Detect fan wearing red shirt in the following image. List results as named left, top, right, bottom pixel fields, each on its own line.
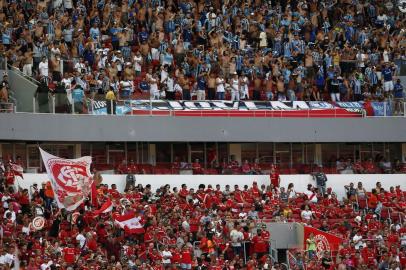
left=108, top=184, right=121, bottom=199
left=149, top=248, right=162, bottom=262
left=242, top=186, right=254, bottom=204
left=353, top=159, right=364, bottom=173
left=399, top=249, right=406, bottom=268
left=252, top=160, right=262, bottom=174
left=196, top=185, right=207, bottom=203
left=4, top=166, right=15, bottom=187
left=215, top=184, right=223, bottom=198
left=192, top=159, right=203, bottom=174
left=63, top=244, right=78, bottom=264
left=270, top=164, right=280, bottom=187
left=250, top=182, right=261, bottom=199
left=338, top=242, right=354, bottom=258
left=18, top=189, right=30, bottom=214
left=208, top=191, right=220, bottom=209
left=116, top=160, right=128, bottom=174
left=361, top=245, right=377, bottom=266
left=363, top=158, right=376, bottom=173
left=252, top=229, right=269, bottom=258
left=170, top=247, right=181, bottom=264
left=127, top=160, right=138, bottom=174
left=234, top=187, right=245, bottom=205
left=179, top=184, right=189, bottom=199
left=368, top=189, right=379, bottom=210
left=189, top=213, right=200, bottom=236
left=87, top=234, right=98, bottom=251
left=241, top=160, right=251, bottom=174
left=180, top=246, right=193, bottom=269
left=387, top=231, right=399, bottom=246
left=261, top=227, right=270, bottom=241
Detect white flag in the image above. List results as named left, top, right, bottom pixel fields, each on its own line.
left=39, top=148, right=93, bottom=211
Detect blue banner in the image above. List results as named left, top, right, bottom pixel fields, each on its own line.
left=371, top=102, right=393, bottom=116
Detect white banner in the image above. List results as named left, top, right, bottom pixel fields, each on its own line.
left=39, top=148, right=93, bottom=211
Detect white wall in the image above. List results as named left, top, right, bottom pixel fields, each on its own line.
left=18, top=174, right=270, bottom=193
left=280, top=174, right=406, bottom=200
left=17, top=174, right=406, bottom=201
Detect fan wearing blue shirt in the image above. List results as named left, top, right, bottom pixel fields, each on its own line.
left=382, top=64, right=394, bottom=92
left=394, top=79, right=404, bottom=115
left=72, top=83, right=86, bottom=114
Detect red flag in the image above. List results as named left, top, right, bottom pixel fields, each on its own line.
left=93, top=198, right=113, bottom=216
left=91, top=181, right=98, bottom=208
left=114, top=213, right=145, bottom=234
left=303, top=226, right=343, bottom=259
left=10, top=162, right=23, bottom=179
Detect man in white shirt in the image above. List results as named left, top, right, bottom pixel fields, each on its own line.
left=230, top=222, right=244, bottom=255
left=76, top=232, right=86, bottom=249
left=3, top=204, right=17, bottom=222
left=304, top=184, right=318, bottom=203
left=61, top=73, right=73, bottom=104
left=112, top=52, right=124, bottom=74
left=181, top=217, right=190, bottom=232
left=38, top=57, right=49, bottom=77
left=133, top=51, right=142, bottom=76
left=164, top=73, right=175, bottom=100
left=74, top=59, right=86, bottom=74
left=161, top=246, right=172, bottom=266
left=353, top=231, right=366, bottom=249
left=40, top=257, right=53, bottom=270
left=148, top=74, right=159, bottom=100
left=259, top=31, right=267, bottom=48
left=216, top=75, right=225, bottom=100
left=0, top=249, right=15, bottom=267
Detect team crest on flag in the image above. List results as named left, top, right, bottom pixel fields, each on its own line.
left=303, top=226, right=343, bottom=259
left=39, top=148, right=93, bottom=211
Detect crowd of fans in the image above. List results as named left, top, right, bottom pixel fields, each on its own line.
left=112, top=156, right=406, bottom=175
left=0, top=0, right=405, bottom=112
left=0, top=155, right=405, bottom=269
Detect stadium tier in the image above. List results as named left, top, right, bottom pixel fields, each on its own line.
left=0, top=0, right=406, bottom=269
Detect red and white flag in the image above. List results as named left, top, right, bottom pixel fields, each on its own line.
left=39, top=148, right=93, bottom=211
left=93, top=198, right=113, bottom=215
left=10, top=162, right=24, bottom=179
left=303, top=226, right=343, bottom=259
left=114, top=213, right=145, bottom=234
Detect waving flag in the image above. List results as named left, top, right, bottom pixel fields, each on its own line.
left=10, top=162, right=24, bottom=179
left=303, top=226, right=343, bottom=259
left=93, top=198, right=113, bottom=215
left=39, top=148, right=93, bottom=211
left=114, top=213, right=145, bottom=234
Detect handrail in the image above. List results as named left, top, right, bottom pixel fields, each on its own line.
left=7, top=64, right=40, bottom=85
left=0, top=102, right=15, bottom=113
left=8, top=98, right=406, bottom=118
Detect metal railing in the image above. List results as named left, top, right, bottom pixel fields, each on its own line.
left=9, top=96, right=406, bottom=118
left=0, top=102, right=15, bottom=113
left=7, top=64, right=40, bottom=85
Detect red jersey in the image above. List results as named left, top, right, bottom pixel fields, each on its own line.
left=252, top=235, right=268, bottom=253
left=63, top=247, right=77, bottom=264
left=5, top=171, right=15, bottom=185
left=181, top=249, right=192, bottom=264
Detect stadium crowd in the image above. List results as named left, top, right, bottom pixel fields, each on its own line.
left=0, top=0, right=405, bottom=110
left=0, top=157, right=405, bottom=270
left=113, top=157, right=406, bottom=175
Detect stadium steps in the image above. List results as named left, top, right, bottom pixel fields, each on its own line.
left=7, top=65, right=39, bottom=112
